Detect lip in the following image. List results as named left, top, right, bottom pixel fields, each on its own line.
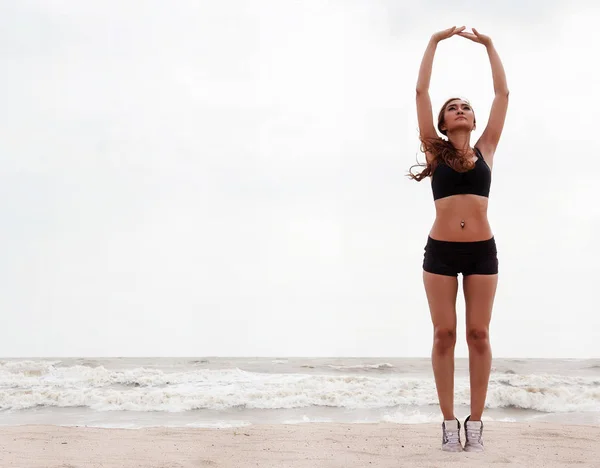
left=456, top=116, right=467, bottom=120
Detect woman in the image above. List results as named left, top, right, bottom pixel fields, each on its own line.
left=409, top=26, right=509, bottom=452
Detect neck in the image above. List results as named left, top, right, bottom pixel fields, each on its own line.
left=447, top=132, right=472, bottom=155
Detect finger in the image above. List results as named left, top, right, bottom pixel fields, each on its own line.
left=458, top=33, right=479, bottom=42
left=472, top=28, right=480, bottom=35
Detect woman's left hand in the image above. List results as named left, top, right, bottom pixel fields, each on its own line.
left=458, top=28, right=493, bottom=47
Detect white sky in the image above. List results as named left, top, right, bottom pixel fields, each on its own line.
left=1, top=0, right=599, bottom=358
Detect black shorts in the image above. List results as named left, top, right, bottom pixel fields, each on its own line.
left=423, top=236, right=499, bottom=277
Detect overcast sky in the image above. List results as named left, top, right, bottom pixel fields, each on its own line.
left=1, top=0, right=599, bottom=358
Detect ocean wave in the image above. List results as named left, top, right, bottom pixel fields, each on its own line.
left=326, top=363, right=396, bottom=371
left=1, top=361, right=599, bottom=414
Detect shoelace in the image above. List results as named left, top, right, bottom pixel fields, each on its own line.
left=444, top=429, right=460, bottom=444
left=466, top=426, right=482, bottom=443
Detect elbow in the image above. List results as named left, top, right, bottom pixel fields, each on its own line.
left=416, top=88, right=428, bottom=95
left=495, top=89, right=510, bottom=97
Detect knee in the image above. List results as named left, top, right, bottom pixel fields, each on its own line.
left=467, top=328, right=490, bottom=352
left=433, top=327, right=457, bottom=352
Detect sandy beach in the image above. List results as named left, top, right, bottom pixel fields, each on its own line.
left=1, top=422, right=598, bottom=468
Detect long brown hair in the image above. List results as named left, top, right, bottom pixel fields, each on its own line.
left=407, top=97, right=477, bottom=181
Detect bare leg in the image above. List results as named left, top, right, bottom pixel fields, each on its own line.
left=463, top=274, right=498, bottom=420
left=423, top=271, right=459, bottom=421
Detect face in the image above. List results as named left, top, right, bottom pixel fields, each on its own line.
left=442, top=100, right=475, bottom=134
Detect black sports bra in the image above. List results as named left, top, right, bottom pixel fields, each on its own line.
left=431, top=147, right=491, bottom=201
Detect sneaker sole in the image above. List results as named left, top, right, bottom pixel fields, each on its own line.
left=464, top=445, right=484, bottom=452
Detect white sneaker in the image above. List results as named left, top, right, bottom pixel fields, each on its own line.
left=463, top=415, right=484, bottom=452
left=441, top=418, right=463, bottom=452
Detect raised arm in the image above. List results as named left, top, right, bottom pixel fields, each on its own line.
left=416, top=27, right=465, bottom=162
left=459, top=29, right=509, bottom=158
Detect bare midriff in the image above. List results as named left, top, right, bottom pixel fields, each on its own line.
left=429, top=194, right=493, bottom=242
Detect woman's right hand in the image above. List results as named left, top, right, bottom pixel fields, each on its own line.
left=431, top=26, right=465, bottom=43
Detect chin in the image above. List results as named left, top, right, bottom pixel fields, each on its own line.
left=454, top=123, right=472, bottom=131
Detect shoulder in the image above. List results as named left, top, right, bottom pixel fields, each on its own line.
left=421, top=136, right=445, bottom=164
left=474, top=142, right=496, bottom=169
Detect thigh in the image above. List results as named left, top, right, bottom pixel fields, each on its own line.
left=463, top=274, right=498, bottom=330
left=423, top=271, right=459, bottom=329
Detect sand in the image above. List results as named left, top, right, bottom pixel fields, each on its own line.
left=0, top=422, right=598, bottom=467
